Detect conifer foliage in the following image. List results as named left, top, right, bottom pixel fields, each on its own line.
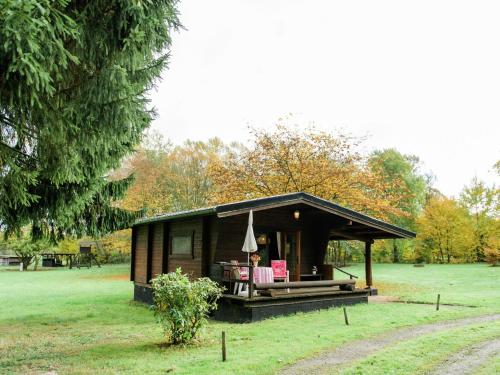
left=0, top=0, right=181, bottom=239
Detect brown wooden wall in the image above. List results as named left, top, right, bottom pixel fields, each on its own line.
left=132, top=205, right=334, bottom=284
left=151, top=222, right=164, bottom=279
left=133, top=218, right=206, bottom=285
left=134, top=225, right=148, bottom=284
left=167, top=218, right=203, bottom=278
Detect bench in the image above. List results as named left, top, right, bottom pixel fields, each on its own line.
left=254, top=279, right=356, bottom=297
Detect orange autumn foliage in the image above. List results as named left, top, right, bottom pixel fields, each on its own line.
left=208, top=121, right=409, bottom=221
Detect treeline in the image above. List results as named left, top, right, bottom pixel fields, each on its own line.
left=113, top=120, right=498, bottom=265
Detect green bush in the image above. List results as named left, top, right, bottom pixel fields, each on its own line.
left=151, top=268, right=223, bottom=345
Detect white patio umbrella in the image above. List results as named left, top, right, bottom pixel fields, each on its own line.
left=241, top=209, right=258, bottom=264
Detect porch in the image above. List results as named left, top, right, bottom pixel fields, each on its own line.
left=214, top=288, right=368, bottom=323
left=213, top=262, right=368, bottom=322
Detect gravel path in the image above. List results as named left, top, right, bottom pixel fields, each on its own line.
left=427, top=338, right=500, bottom=375
left=279, top=313, right=500, bottom=375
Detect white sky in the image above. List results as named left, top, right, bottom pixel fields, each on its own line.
left=149, top=0, right=500, bottom=198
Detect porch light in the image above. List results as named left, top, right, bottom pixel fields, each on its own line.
left=293, top=210, right=300, bottom=220
left=256, top=234, right=268, bottom=245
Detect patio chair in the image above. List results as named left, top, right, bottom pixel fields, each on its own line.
left=230, top=260, right=249, bottom=295
left=271, top=260, right=289, bottom=282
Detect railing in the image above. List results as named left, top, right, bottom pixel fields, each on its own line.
left=333, top=266, right=358, bottom=279
left=217, top=262, right=255, bottom=299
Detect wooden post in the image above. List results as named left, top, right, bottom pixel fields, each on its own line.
left=364, top=241, right=373, bottom=288
left=130, top=226, right=137, bottom=281
left=146, top=224, right=154, bottom=283
left=162, top=222, right=169, bottom=274
left=221, top=331, right=226, bottom=362
left=296, top=230, right=302, bottom=281
left=436, top=294, right=440, bottom=311
left=248, top=265, right=254, bottom=299
left=343, top=307, right=349, bottom=325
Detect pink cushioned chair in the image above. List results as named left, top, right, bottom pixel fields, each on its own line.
left=271, top=260, right=289, bottom=282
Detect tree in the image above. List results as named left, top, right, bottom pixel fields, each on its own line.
left=459, top=177, right=499, bottom=261
left=117, top=135, right=225, bottom=215
left=209, top=120, right=408, bottom=221
left=416, top=197, right=474, bottom=263
left=0, top=1, right=181, bottom=239
left=8, top=234, right=54, bottom=270
left=368, top=149, right=431, bottom=262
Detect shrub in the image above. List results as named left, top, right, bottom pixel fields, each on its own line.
left=484, top=247, right=499, bottom=266
left=151, top=268, right=223, bottom=345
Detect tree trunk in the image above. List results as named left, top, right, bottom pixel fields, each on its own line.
left=392, top=239, right=399, bottom=263
left=21, top=256, right=32, bottom=271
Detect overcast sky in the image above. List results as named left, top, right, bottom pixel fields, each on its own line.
left=149, top=0, right=500, bottom=198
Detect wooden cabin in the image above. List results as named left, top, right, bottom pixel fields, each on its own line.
left=130, top=192, right=415, bottom=322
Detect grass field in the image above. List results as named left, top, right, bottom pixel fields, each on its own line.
left=345, top=263, right=500, bottom=307
left=0, top=263, right=498, bottom=374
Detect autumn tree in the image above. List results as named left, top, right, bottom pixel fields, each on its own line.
left=209, top=121, right=408, bottom=221
left=162, top=139, right=227, bottom=211
left=117, top=134, right=225, bottom=215
left=459, top=177, right=499, bottom=261
left=416, top=197, right=474, bottom=263
left=368, top=149, right=431, bottom=262
left=0, top=1, right=181, bottom=240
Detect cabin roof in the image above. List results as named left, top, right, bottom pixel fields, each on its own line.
left=133, top=192, right=416, bottom=240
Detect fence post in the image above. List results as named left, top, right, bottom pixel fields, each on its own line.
left=222, top=331, right=226, bottom=362
left=436, top=294, right=440, bottom=311
left=343, top=307, right=349, bottom=325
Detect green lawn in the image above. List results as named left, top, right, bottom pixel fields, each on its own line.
left=0, top=263, right=498, bottom=374
left=343, top=263, right=500, bottom=307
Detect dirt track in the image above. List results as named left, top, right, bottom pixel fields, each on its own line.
left=427, top=338, right=500, bottom=375
left=279, top=313, right=500, bottom=375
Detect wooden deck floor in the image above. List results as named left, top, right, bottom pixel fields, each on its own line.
left=213, top=288, right=369, bottom=323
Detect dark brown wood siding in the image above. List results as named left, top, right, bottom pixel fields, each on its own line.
left=167, top=218, right=203, bottom=278
left=134, top=225, right=148, bottom=284
left=151, top=222, right=164, bottom=278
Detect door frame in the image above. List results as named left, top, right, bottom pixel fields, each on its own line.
left=281, top=230, right=302, bottom=281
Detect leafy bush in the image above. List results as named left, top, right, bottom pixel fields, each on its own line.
left=484, top=247, right=499, bottom=266
left=151, top=268, right=223, bottom=345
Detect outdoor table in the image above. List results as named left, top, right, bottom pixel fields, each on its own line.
left=253, top=266, right=274, bottom=283
left=41, top=253, right=76, bottom=269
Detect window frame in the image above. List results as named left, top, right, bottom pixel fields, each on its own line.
left=169, top=230, right=195, bottom=259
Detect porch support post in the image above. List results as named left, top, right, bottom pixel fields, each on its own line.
left=364, top=240, right=373, bottom=288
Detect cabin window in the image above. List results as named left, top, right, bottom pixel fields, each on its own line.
left=170, top=232, right=194, bottom=258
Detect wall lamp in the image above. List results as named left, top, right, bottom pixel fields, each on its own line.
left=293, top=210, right=300, bottom=220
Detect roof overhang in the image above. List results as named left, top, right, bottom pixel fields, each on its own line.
left=133, top=192, right=416, bottom=240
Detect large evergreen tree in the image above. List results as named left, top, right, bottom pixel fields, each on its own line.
left=0, top=0, right=180, bottom=239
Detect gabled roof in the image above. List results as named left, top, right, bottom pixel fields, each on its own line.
left=133, top=192, right=416, bottom=239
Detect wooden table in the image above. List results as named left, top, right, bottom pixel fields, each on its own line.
left=42, top=253, right=76, bottom=269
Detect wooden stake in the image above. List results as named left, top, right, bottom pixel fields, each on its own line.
left=436, top=294, right=440, bottom=311
left=221, top=331, right=226, bottom=362
left=343, top=307, right=349, bottom=325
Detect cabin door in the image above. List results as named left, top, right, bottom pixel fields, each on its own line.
left=283, top=231, right=301, bottom=281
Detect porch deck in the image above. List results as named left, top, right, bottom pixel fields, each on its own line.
left=213, top=287, right=369, bottom=323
